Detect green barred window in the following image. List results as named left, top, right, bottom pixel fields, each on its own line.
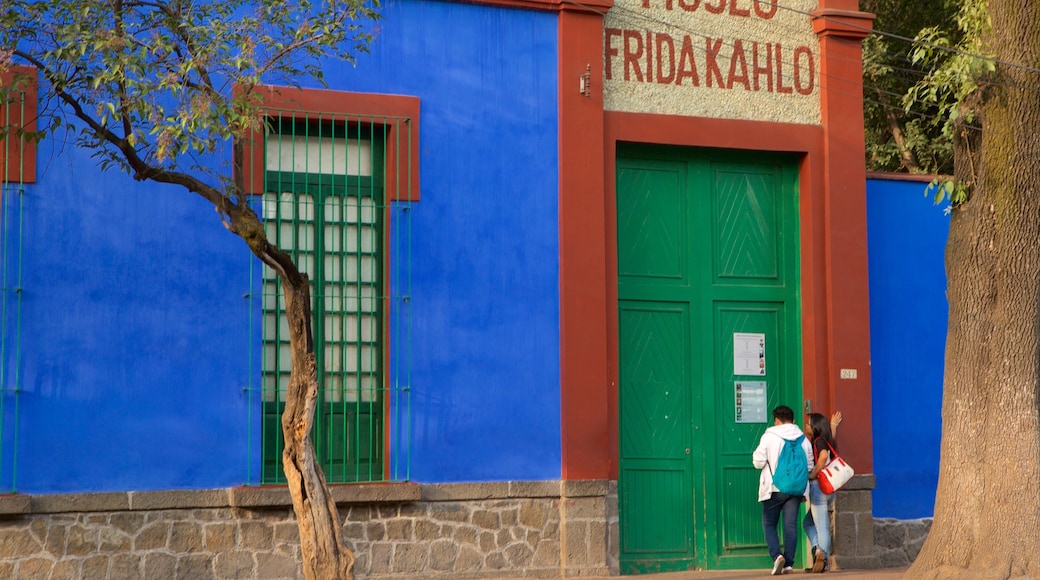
left=261, top=118, right=387, bottom=484
left=1, top=71, right=33, bottom=493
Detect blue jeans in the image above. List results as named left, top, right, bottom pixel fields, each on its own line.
left=803, top=480, right=834, bottom=558
left=762, top=492, right=801, bottom=564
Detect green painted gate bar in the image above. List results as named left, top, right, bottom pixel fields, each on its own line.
left=617, top=146, right=801, bottom=573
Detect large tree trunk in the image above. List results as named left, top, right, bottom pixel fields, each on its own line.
left=905, top=3, right=1040, bottom=579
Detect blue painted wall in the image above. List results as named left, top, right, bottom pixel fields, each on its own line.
left=385, top=1, right=561, bottom=483
left=866, top=177, right=948, bottom=519
left=3, top=0, right=561, bottom=493
left=5, top=154, right=253, bottom=493
left=334, top=0, right=561, bottom=483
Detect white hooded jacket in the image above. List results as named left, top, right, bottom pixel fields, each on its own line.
left=752, top=422, right=814, bottom=502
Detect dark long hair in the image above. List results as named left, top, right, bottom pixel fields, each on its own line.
left=807, top=413, right=838, bottom=453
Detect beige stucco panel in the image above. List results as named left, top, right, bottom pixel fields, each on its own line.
left=603, top=0, right=822, bottom=125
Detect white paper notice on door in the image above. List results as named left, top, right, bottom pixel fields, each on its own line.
left=733, top=332, right=766, bottom=376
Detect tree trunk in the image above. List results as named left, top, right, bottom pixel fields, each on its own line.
left=873, top=85, right=920, bottom=172
left=279, top=275, right=355, bottom=580
left=223, top=200, right=355, bottom=580
left=18, top=38, right=357, bottom=577
left=905, top=3, right=1040, bottom=579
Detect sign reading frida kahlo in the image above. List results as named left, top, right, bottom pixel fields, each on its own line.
left=604, top=0, right=822, bottom=125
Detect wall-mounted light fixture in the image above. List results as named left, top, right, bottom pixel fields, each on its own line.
left=579, top=64, right=591, bottom=98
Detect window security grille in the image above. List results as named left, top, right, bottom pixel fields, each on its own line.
left=255, top=114, right=411, bottom=485
left=0, top=91, right=27, bottom=493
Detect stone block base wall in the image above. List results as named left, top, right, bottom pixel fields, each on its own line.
left=0, top=481, right=619, bottom=580
left=831, top=474, right=882, bottom=570
left=874, top=517, right=932, bottom=568
left=0, top=476, right=897, bottom=578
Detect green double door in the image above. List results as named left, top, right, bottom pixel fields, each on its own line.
left=617, top=146, right=802, bottom=573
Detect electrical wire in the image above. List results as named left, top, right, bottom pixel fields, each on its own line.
left=567, top=0, right=1040, bottom=99
left=576, top=0, right=1040, bottom=131
left=562, top=0, right=1040, bottom=174
left=770, top=0, right=1040, bottom=75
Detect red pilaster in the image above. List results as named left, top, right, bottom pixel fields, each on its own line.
left=812, top=2, right=876, bottom=472
left=558, top=4, right=612, bottom=480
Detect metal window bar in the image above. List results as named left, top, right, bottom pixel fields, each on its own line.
left=252, top=109, right=412, bottom=485
left=0, top=90, right=26, bottom=493
left=389, top=119, right=413, bottom=482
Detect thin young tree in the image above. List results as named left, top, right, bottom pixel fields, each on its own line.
left=902, top=0, right=1040, bottom=577
left=1, top=1, right=379, bottom=578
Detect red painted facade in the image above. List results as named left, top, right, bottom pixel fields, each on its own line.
left=558, top=8, right=612, bottom=480
left=810, top=2, right=876, bottom=473
left=551, top=0, right=876, bottom=480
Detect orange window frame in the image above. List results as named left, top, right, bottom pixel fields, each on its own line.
left=238, top=85, right=420, bottom=201
left=1, top=66, right=38, bottom=184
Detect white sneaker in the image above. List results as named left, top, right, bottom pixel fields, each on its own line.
left=783, top=566, right=794, bottom=574
left=771, top=555, right=785, bottom=575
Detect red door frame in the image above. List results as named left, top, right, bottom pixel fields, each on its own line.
left=554, top=1, right=876, bottom=480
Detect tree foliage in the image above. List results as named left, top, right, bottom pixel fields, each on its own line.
left=903, top=0, right=994, bottom=205
left=1, top=0, right=377, bottom=181
left=861, top=0, right=961, bottom=174
left=2, top=1, right=380, bottom=578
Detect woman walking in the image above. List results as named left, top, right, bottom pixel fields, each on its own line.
left=803, top=411, right=841, bottom=573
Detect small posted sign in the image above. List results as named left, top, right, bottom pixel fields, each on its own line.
left=735, top=381, right=767, bottom=424
left=733, top=332, right=766, bottom=376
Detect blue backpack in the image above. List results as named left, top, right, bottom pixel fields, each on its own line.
left=770, top=434, right=808, bottom=495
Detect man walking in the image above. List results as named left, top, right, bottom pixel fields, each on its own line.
left=753, top=405, right=814, bottom=575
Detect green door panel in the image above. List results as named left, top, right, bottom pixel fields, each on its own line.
left=708, top=305, right=794, bottom=568
left=617, top=146, right=801, bottom=573
left=618, top=303, right=696, bottom=573
left=712, top=167, right=783, bottom=281
left=617, top=162, right=688, bottom=283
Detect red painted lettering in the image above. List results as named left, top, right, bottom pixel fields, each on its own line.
left=704, top=0, right=726, bottom=14
left=753, top=0, right=778, bottom=19
left=604, top=27, right=812, bottom=98
left=624, top=30, right=644, bottom=82
left=774, top=43, right=793, bottom=94
left=752, top=41, right=773, bottom=92
left=646, top=31, right=653, bottom=82
left=644, top=0, right=676, bottom=9
left=794, top=46, right=815, bottom=94
left=730, top=0, right=750, bottom=17
left=605, top=29, right=621, bottom=81
left=656, top=34, right=676, bottom=84
left=727, top=39, right=750, bottom=90
left=676, top=35, right=700, bottom=86
left=705, top=38, right=725, bottom=87
left=638, top=0, right=775, bottom=17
